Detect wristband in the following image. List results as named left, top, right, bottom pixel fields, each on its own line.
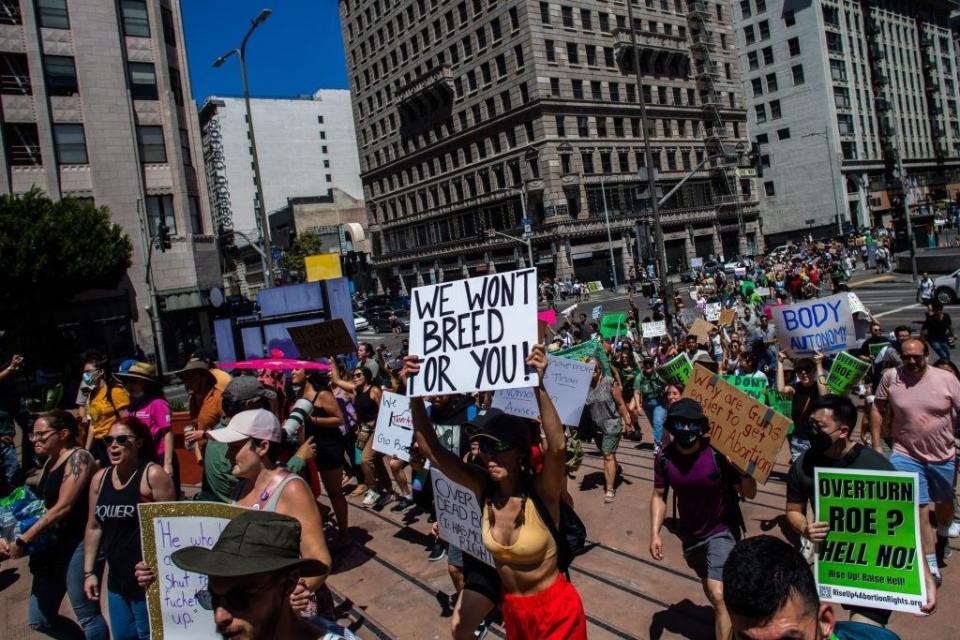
left=84, top=571, right=97, bottom=579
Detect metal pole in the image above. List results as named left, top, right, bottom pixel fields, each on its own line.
left=238, top=52, right=273, bottom=287
left=600, top=177, right=619, bottom=291
left=824, top=127, right=843, bottom=235
left=892, top=119, right=918, bottom=281
left=518, top=185, right=534, bottom=270
left=136, top=200, right=169, bottom=372
left=625, top=0, right=671, bottom=322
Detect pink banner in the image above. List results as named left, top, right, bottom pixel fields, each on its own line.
left=537, top=309, right=557, bottom=325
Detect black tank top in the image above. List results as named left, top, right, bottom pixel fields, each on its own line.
left=29, top=450, right=89, bottom=575
left=354, top=385, right=379, bottom=424
left=96, top=461, right=150, bottom=596
left=305, top=390, right=341, bottom=444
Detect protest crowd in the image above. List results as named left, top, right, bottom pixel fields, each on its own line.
left=0, top=231, right=957, bottom=640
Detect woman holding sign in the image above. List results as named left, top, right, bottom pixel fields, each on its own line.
left=405, top=345, right=588, bottom=640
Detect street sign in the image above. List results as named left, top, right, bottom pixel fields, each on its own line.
left=521, top=217, right=531, bottom=226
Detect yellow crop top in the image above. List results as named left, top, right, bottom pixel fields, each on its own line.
left=482, top=496, right=557, bottom=566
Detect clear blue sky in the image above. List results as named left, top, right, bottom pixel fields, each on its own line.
left=181, top=0, right=349, bottom=102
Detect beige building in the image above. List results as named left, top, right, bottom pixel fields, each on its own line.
left=0, top=0, right=218, bottom=368
left=338, top=0, right=761, bottom=293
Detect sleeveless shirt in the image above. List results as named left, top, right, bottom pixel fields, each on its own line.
left=30, top=451, right=89, bottom=575
left=95, top=461, right=150, bottom=596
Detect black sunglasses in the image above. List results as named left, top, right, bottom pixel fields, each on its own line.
left=103, top=435, right=133, bottom=446
left=476, top=439, right=516, bottom=455
left=195, top=587, right=254, bottom=611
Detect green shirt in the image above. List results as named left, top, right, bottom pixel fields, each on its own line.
left=634, top=370, right=665, bottom=399
left=195, top=417, right=239, bottom=503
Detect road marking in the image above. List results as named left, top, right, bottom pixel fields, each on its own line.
left=850, top=275, right=896, bottom=287
left=874, top=303, right=922, bottom=318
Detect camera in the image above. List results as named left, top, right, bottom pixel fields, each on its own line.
left=281, top=398, right=315, bottom=444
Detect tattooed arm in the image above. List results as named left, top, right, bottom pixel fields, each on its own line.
left=18, top=449, right=95, bottom=547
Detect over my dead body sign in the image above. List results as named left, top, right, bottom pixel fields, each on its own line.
left=408, top=269, right=539, bottom=396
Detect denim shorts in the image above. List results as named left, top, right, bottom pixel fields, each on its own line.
left=890, top=452, right=957, bottom=504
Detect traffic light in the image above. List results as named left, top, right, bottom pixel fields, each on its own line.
left=157, top=223, right=171, bottom=252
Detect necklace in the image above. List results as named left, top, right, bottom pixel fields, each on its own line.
left=251, top=468, right=289, bottom=510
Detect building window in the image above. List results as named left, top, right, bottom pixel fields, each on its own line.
left=539, top=2, right=550, bottom=24
left=555, top=115, right=565, bottom=136
left=129, top=62, right=158, bottom=99
left=788, top=37, right=800, bottom=57
left=756, top=0, right=766, bottom=12
left=776, top=127, right=790, bottom=140
left=572, top=79, right=583, bottom=99
left=144, top=194, right=176, bottom=236
left=53, top=123, right=87, bottom=164
left=566, top=42, right=578, bottom=64
left=179, top=128, right=191, bottom=165
left=1, top=0, right=22, bottom=24
left=550, top=77, right=560, bottom=96
left=4, top=122, right=41, bottom=165
left=120, top=0, right=150, bottom=37
left=751, top=78, right=763, bottom=97
left=784, top=9, right=795, bottom=26
left=743, top=25, right=755, bottom=45
left=0, top=53, right=31, bottom=95
left=561, top=5, right=573, bottom=28
left=769, top=99, right=781, bottom=119
left=577, top=115, right=588, bottom=136
left=580, top=8, right=591, bottom=30
left=762, top=46, right=774, bottom=65
left=137, top=125, right=166, bottom=163
left=545, top=40, right=555, bottom=62
left=755, top=104, right=766, bottom=123
left=169, top=67, right=184, bottom=106
left=764, top=181, right=775, bottom=196
left=36, top=0, right=69, bottom=29
left=161, top=7, right=177, bottom=46
left=739, top=1, right=751, bottom=18
left=759, top=20, right=769, bottom=40
left=581, top=150, right=594, bottom=174
left=747, top=51, right=759, bottom=70
left=792, top=64, right=805, bottom=85
left=44, top=55, right=78, bottom=96
left=188, top=196, right=202, bottom=234
left=766, top=72, right=778, bottom=92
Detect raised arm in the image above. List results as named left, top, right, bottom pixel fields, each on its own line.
left=776, top=351, right=795, bottom=396
left=528, top=345, right=565, bottom=518
left=812, top=352, right=829, bottom=396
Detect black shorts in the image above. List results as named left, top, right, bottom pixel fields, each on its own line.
left=463, top=551, right=501, bottom=604
left=313, top=435, right=344, bottom=472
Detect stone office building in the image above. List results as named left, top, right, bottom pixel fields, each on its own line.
left=338, top=0, right=761, bottom=294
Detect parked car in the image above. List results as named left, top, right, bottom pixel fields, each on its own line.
left=354, top=315, right=370, bottom=332
left=368, top=310, right=410, bottom=333
left=701, top=260, right=721, bottom=275
left=934, top=268, right=960, bottom=304
left=724, top=256, right=754, bottom=274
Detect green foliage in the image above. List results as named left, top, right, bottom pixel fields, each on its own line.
left=0, top=189, right=133, bottom=327
left=278, top=229, right=328, bottom=276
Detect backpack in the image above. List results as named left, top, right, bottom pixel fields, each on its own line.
left=657, top=443, right=747, bottom=541
left=529, top=490, right=587, bottom=576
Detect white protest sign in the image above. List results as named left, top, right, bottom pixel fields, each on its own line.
left=734, top=267, right=747, bottom=277
left=592, top=305, right=603, bottom=320
left=768, top=292, right=857, bottom=356
left=642, top=320, right=667, bottom=338
left=491, top=354, right=595, bottom=426
left=561, top=303, right=577, bottom=318
left=372, top=391, right=413, bottom=461
left=432, top=468, right=494, bottom=566
left=691, top=257, right=703, bottom=268
left=139, top=502, right=246, bottom=640
left=704, top=302, right=722, bottom=322
left=407, top=268, right=539, bottom=396
left=847, top=292, right=869, bottom=316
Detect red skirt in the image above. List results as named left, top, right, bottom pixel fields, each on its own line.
left=501, top=573, right=587, bottom=640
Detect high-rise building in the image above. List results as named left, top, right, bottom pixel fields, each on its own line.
left=734, top=0, right=960, bottom=244
left=0, top=0, right=217, bottom=367
left=199, top=90, right=362, bottom=293
left=338, top=0, right=761, bottom=294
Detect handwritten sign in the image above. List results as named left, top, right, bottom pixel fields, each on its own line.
left=691, top=257, right=703, bottom=268
left=718, top=309, right=737, bottom=326
left=769, top=293, right=856, bottom=357
left=287, top=319, right=356, bottom=359
left=657, top=353, right=692, bottom=385
left=407, top=269, right=538, bottom=396
left=139, top=502, right=246, bottom=639
left=687, top=318, right=717, bottom=345
left=591, top=305, right=603, bottom=320
left=432, top=468, right=494, bottom=566
left=734, top=267, right=747, bottom=277
left=491, top=355, right=595, bottom=426
left=721, top=373, right=769, bottom=402
left=826, top=351, right=871, bottom=396
left=847, top=292, right=869, bottom=316
left=554, top=339, right=611, bottom=376
left=642, top=320, right=667, bottom=338
left=373, top=391, right=413, bottom=461
left=815, top=469, right=925, bottom=614
left=705, top=302, right=722, bottom=322
left=682, top=364, right=791, bottom=484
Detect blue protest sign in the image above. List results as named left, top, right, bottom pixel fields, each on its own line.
left=769, top=293, right=856, bottom=356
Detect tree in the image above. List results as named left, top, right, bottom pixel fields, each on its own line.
left=278, top=230, right=331, bottom=282
left=0, top=189, right=133, bottom=347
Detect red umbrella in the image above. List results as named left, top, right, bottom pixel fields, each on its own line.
left=218, top=357, right=330, bottom=371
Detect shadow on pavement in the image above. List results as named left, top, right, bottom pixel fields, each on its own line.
left=648, top=598, right=716, bottom=639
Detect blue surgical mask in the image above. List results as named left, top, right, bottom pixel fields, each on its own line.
left=82, top=371, right=99, bottom=386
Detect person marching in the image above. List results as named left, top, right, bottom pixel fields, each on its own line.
left=649, top=398, right=757, bottom=640
left=81, top=351, right=130, bottom=467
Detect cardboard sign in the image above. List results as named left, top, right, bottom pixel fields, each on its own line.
left=139, top=502, right=247, bottom=639
left=372, top=391, right=414, bottom=461
left=553, top=339, right=611, bottom=376
left=287, top=319, right=356, bottom=358
left=769, top=293, right=857, bottom=357
left=718, top=309, right=737, bottom=326
left=599, top=313, right=628, bottom=340
left=592, top=304, right=603, bottom=320
left=657, top=352, right=692, bottom=385
left=432, top=468, right=494, bottom=566
left=826, top=351, right=871, bottom=396
left=688, top=318, right=717, bottom=345
left=642, top=320, right=667, bottom=338
left=682, top=364, right=791, bottom=484
left=704, top=302, right=722, bottom=322
left=814, top=469, right=926, bottom=614
left=847, top=292, right=869, bottom=316
left=721, top=373, right=769, bottom=402
left=407, top=269, right=539, bottom=396
left=491, top=355, right=595, bottom=426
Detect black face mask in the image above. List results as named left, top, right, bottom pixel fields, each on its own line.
left=669, top=422, right=702, bottom=448
left=809, top=427, right=836, bottom=454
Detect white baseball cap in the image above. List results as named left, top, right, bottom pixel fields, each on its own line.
left=208, top=409, right=282, bottom=444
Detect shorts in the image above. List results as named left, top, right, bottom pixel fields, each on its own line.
left=459, top=551, right=501, bottom=604
left=501, top=573, right=587, bottom=640
left=890, top=452, right=957, bottom=504
left=312, top=434, right=344, bottom=472
left=682, top=530, right=736, bottom=582
left=594, top=419, right=623, bottom=455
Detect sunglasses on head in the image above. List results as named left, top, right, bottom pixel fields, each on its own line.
left=195, top=587, right=254, bottom=612
left=103, top=435, right=133, bottom=446
left=476, top=439, right=516, bottom=455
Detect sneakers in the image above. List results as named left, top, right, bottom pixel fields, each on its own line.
left=428, top=541, right=447, bottom=562
left=390, top=496, right=415, bottom=513
left=361, top=489, right=380, bottom=507
left=374, top=491, right=396, bottom=509
left=473, top=620, right=489, bottom=639
left=949, top=521, right=960, bottom=538
left=604, top=489, right=616, bottom=503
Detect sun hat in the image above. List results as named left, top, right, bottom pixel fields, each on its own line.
left=465, top=408, right=532, bottom=448
left=171, top=510, right=327, bottom=578
left=172, top=359, right=217, bottom=384
left=114, top=361, right=159, bottom=383
left=207, top=408, right=282, bottom=444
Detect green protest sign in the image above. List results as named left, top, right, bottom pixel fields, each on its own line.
left=814, top=468, right=926, bottom=614
left=766, top=389, right=795, bottom=434
left=600, top=313, right=628, bottom=340
left=721, top=374, right=768, bottom=402
left=656, top=353, right=692, bottom=385
left=826, top=351, right=871, bottom=395
left=869, top=342, right=889, bottom=357
left=554, top=339, right=611, bottom=375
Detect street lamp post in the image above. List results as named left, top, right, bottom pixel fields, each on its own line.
left=214, top=8, right=274, bottom=287
left=599, top=178, right=619, bottom=291
left=501, top=184, right=535, bottom=269
left=803, top=128, right=844, bottom=235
